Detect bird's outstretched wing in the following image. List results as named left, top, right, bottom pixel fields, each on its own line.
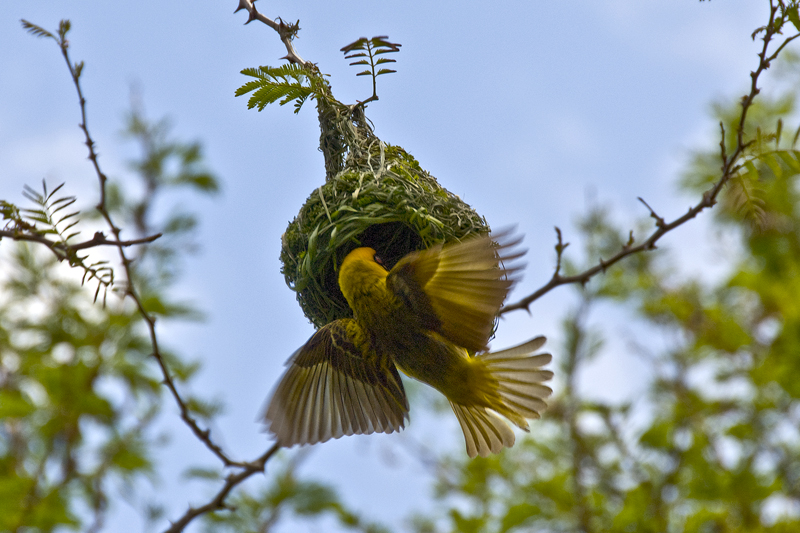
left=386, top=230, right=524, bottom=353
left=264, top=319, right=409, bottom=448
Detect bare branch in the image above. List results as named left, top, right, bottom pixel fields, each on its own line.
left=553, top=226, right=568, bottom=277
left=163, top=444, right=280, bottom=533
left=19, top=19, right=289, bottom=532
left=637, top=197, right=665, bottom=229
left=0, top=229, right=162, bottom=254
left=37, top=20, right=247, bottom=469
left=501, top=3, right=796, bottom=315
left=234, top=0, right=307, bottom=65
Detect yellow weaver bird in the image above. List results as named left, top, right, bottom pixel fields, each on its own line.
left=264, top=231, right=553, bottom=457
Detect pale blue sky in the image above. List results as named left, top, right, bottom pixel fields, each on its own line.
left=0, top=1, right=770, bottom=531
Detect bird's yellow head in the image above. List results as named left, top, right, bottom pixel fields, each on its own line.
left=338, top=247, right=389, bottom=306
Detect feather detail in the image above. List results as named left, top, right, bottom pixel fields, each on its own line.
left=448, top=336, right=553, bottom=456
left=480, top=336, right=553, bottom=430
left=480, top=336, right=553, bottom=429
left=387, top=230, right=525, bottom=353
left=264, top=320, right=409, bottom=448
left=450, top=402, right=516, bottom=458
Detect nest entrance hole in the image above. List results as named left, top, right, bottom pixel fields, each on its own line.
left=358, top=221, right=424, bottom=270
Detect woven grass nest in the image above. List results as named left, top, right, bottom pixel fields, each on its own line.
left=280, top=143, right=489, bottom=328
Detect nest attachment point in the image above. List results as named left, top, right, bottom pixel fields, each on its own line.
left=280, top=144, right=489, bottom=328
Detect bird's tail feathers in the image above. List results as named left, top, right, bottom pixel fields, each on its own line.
left=450, top=336, right=553, bottom=458
left=481, top=335, right=553, bottom=430
left=450, top=401, right=515, bottom=458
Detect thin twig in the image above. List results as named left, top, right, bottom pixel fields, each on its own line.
left=0, top=229, right=162, bottom=256
left=163, top=444, right=280, bottom=533
left=501, top=3, right=795, bottom=315
left=20, top=18, right=284, bottom=533
left=234, top=0, right=306, bottom=65
left=43, top=22, right=288, bottom=532
left=43, top=20, right=247, bottom=468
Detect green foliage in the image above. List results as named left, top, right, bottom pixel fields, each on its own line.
left=0, top=244, right=159, bottom=532
left=21, top=19, right=85, bottom=81
left=788, top=3, right=800, bottom=32
left=1, top=101, right=218, bottom=531
left=684, top=86, right=800, bottom=230
left=341, top=36, right=401, bottom=78
left=341, top=36, right=401, bottom=102
left=753, top=1, right=800, bottom=38
left=20, top=182, right=80, bottom=244
left=21, top=19, right=65, bottom=43
left=412, top=60, right=800, bottom=533
left=236, top=64, right=316, bottom=113
left=1, top=182, right=114, bottom=301
left=236, top=35, right=401, bottom=115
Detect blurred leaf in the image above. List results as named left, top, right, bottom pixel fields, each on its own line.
left=185, top=395, right=223, bottom=420
left=787, top=4, right=800, bottom=32
left=0, top=389, right=35, bottom=418
left=183, top=467, right=222, bottom=480
left=499, top=502, right=539, bottom=532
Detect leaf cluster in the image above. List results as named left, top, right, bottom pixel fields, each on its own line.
left=21, top=19, right=85, bottom=83
left=2, top=182, right=114, bottom=302
left=236, top=35, right=401, bottom=115
left=236, top=64, right=317, bottom=113
left=341, top=36, right=401, bottom=103
left=752, top=1, right=800, bottom=39
left=684, top=92, right=800, bottom=231
left=21, top=19, right=70, bottom=45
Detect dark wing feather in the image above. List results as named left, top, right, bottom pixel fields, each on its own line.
left=264, top=319, right=409, bottom=447
left=387, top=231, right=524, bottom=353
